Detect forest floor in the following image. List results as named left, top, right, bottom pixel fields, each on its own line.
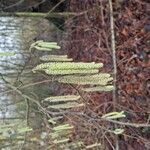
left=61, top=0, right=150, bottom=149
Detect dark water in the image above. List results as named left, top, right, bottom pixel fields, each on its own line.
left=0, top=17, right=62, bottom=149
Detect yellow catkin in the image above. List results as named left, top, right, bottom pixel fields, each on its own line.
left=44, top=95, right=80, bottom=102
left=58, top=75, right=113, bottom=85
left=40, top=55, right=73, bottom=62
left=34, top=46, right=52, bottom=51
left=48, top=102, right=84, bottom=109
left=53, top=124, right=73, bottom=131
left=82, top=85, right=114, bottom=92
left=53, top=138, right=69, bottom=144
left=36, top=41, right=61, bottom=49
left=33, top=62, right=103, bottom=71
left=45, top=69, right=99, bottom=75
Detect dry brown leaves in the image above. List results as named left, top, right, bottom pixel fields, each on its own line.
left=60, top=0, right=150, bottom=149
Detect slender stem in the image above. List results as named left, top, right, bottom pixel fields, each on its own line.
left=47, top=0, right=65, bottom=14
left=0, top=78, right=55, bottom=95
left=109, top=0, right=117, bottom=106
left=104, top=119, right=150, bottom=128
left=0, top=12, right=76, bottom=18
left=109, top=0, right=118, bottom=149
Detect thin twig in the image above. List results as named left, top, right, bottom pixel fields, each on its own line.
left=3, top=0, right=24, bottom=10
left=5, top=84, right=49, bottom=117
left=47, top=0, right=65, bottom=14
left=0, top=12, right=76, bottom=18
left=109, top=0, right=117, bottom=107
left=108, top=0, right=118, bottom=149
left=103, top=119, right=150, bottom=128
left=0, top=78, right=55, bottom=95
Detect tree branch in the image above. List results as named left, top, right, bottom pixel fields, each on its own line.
left=0, top=12, right=76, bottom=18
